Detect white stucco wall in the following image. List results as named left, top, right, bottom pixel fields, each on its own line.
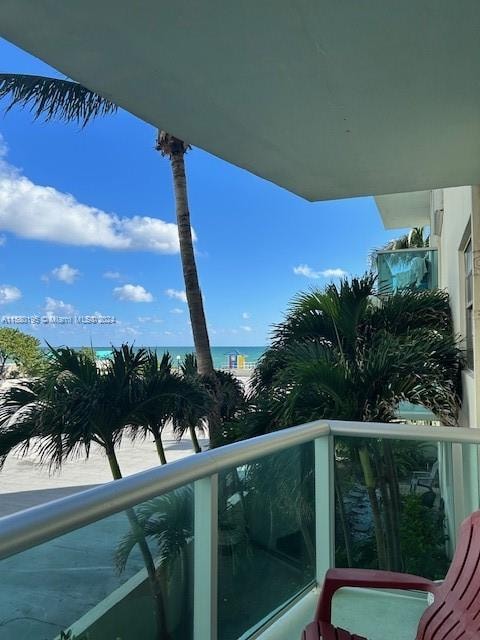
left=432, top=186, right=478, bottom=428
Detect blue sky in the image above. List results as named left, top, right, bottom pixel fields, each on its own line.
left=0, top=38, right=407, bottom=347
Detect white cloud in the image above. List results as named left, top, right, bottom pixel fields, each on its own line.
left=322, top=268, right=349, bottom=278
left=118, top=325, right=142, bottom=337
left=170, top=307, right=184, bottom=314
left=293, top=264, right=348, bottom=279
left=137, top=316, right=162, bottom=324
left=44, top=296, right=75, bottom=316
left=51, top=263, right=80, bottom=284
left=241, top=325, right=253, bottom=332
left=103, top=271, right=121, bottom=280
left=0, top=285, right=21, bottom=304
left=242, top=311, right=250, bottom=319
left=114, top=284, right=153, bottom=303
left=0, top=134, right=191, bottom=253
left=165, top=288, right=187, bottom=303
left=0, top=235, right=6, bottom=246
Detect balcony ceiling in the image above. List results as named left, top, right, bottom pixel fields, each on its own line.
left=375, top=191, right=431, bottom=230
left=1, top=1, right=480, bottom=201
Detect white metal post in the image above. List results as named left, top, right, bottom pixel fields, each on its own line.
left=314, top=436, right=334, bottom=585
left=194, top=475, right=218, bottom=640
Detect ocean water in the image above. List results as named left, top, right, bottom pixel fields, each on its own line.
left=81, top=346, right=266, bottom=369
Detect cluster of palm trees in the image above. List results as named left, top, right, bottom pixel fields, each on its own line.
left=225, top=276, right=463, bottom=573
left=0, top=344, right=213, bottom=476
left=0, top=344, right=244, bottom=639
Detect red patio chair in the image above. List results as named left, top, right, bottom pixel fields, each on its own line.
left=302, top=510, right=480, bottom=640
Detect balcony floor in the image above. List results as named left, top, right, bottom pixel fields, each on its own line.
left=259, top=585, right=430, bottom=640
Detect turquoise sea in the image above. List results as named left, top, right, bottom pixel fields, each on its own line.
left=77, top=346, right=266, bottom=369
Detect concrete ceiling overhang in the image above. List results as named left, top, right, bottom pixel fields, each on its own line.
left=1, top=1, right=480, bottom=201
left=375, top=191, right=431, bottom=230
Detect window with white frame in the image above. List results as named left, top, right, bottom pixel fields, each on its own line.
left=465, top=239, right=474, bottom=370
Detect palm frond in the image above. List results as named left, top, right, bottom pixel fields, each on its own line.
left=246, top=274, right=462, bottom=436
left=115, top=487, right=193, bottom=573
left=0, top=74, right=117, bottom=127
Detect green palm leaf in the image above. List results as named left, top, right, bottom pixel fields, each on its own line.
left=0, top=74, right=117, bottom=126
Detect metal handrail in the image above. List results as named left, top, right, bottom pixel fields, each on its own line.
left=0, top=419, right=329, bottom=560
left=329, top=420, right=480, bottom=443
left=375, top=247, right=438, bottom=255
left=0, top=418, right=479, bottom=561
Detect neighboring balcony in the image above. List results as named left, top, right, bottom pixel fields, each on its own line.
left=0, top=419, right=478, bottom=640
left=376, top=248, right=438, bottom=295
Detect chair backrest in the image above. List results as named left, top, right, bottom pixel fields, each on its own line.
left=416, top=510, right=480, bottom=639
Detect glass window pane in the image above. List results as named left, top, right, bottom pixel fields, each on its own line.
left=465, top=240, right=472, bottom=276
left=334, top=436, right=450, bottom=580
left=0, top=486, right=194, bottom=640
left=466, top=273, right=473, bottom=306
left=466, top=306, right=474, bottom=370
left=217, top=442, right=315, bottom=639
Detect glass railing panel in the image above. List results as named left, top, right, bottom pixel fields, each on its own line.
left=377, top=249, right=438, bottom=295
left=0, top=485, right=194, bottom=640
left=334, top=436, right=450, bottom=580
left=217, top=442, right=315, bottom=640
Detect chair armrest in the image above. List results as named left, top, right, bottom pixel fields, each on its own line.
left=316, top=568, right=435, bottom=623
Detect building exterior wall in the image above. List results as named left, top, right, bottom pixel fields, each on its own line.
left=377, top=185, right=480, bottom=524
left=430, top=186, right=480, bottom=516
left=430, top=186, right=477, bottom=428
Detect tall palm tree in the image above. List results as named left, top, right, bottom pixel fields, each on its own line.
left=155, top=132, right=214, bottom=375
left=0, top=73, right=215, bottom=378
left=249, top=275, right=463, bottom=570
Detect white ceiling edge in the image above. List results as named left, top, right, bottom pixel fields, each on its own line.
left=1, top=2, right=480, bottom=201
left=375, top=191, right=431, bottom=230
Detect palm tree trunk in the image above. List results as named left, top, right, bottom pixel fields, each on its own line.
left=189, top=425, right=202, bottom=453
left=358, top=445, right=387, bottom=569
left=169, top=150, right=213, bottom=377
left=106, top=448, right=170, bottom=639
left=154, top=434, right=168, bottom=465
left=382, top=441, right=403, bottom=571
left=334, top=460, right=354, bottom=567
left=373, top=447, right=394, bottom=570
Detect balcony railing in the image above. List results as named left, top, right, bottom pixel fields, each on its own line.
left=376, top=248, right=438, bottom=295
left=0, top=420, right=479, bottom=640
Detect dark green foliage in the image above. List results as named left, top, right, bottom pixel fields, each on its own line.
left=130, top=350, right=212, bottom=460
left=180, top=354, right=245, bottom=447
left=400, top=494, right=449, bottom=579
left=236, top=276, right=462, bottom=573
left=0, top=327, right=44, bottom=377
left=0, top=74, right=117, bottom=126
left=250, top=276, right=462, bottom=428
